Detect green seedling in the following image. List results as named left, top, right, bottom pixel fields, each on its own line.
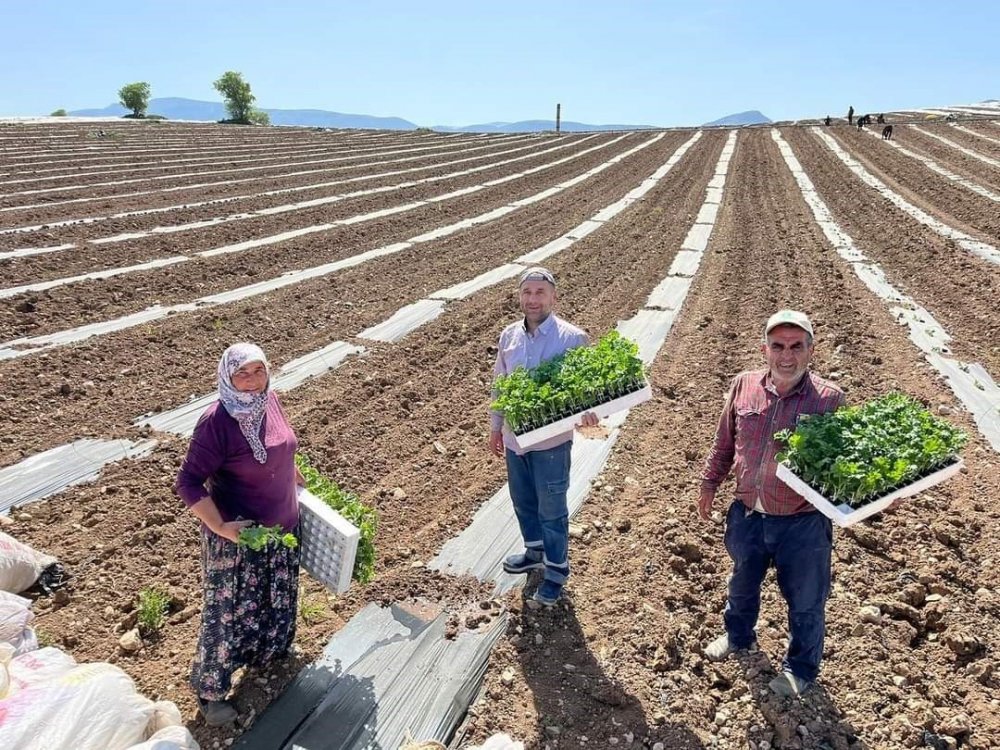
left=776, top=393, right=967, bottom=508
left=137, top=587, right=171, bottom=634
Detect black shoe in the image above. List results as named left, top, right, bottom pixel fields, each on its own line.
left=502, top=552, right=545, bottom=574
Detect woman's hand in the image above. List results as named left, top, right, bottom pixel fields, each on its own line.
left=294, top=466, right=306, bottom=487
left=214, top=519, right=253, bottom=543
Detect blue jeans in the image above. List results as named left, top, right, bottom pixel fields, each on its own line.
left=505, top=441, right=572, bottom=585
left=723, top=501, right=832, bottom=682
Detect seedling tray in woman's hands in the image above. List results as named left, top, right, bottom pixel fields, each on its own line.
left=298, top=487, right=359, bottom=593
left=776, top=460, right=963, bottom=528
left=512, top=383, right=652, bottom=450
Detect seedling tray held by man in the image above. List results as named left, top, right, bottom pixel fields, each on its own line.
left=491, top=330, right=651, bottom=450
left=775, top=393, right=967, bottom=526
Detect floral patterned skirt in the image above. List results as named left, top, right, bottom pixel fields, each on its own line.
left=190, top=526, right=300, bottom=701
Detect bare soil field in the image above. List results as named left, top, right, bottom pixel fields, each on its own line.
left=2, top=121, right=997, bottom=750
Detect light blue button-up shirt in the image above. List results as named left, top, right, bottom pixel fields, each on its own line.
left=490, top=313, right=589, bottom=454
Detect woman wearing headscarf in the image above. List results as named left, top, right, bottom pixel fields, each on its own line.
left=175, top=343, right=303, bottom=726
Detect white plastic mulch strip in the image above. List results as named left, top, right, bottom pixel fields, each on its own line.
left=0, top=134, right=654, bottom=360
left=0, top=438, right=156, bottom=515
left=0, top=256, right=189, bottom=299
left=774, top=129, right=1000, bottom=451
left=429, top=130, right=738, bottom=589
left=858, top=126, right=1000, bottom=203
left=813, top=128, right=1000, bottom=266
left=0, top=134, right=539, bottom=216
left=0, top=243, right=76, bottom=261
left=0, top=133, right=505, bottom=198
left=909, top=125, right=1000, bottom=168
left=0, top=134, right=621, bottom=298
left=359, top=131, right=703, bottom=343
left=951, top=124, right=1000, bottom=146
left=233, top=603, right=507, bottom=750
left=0, top=134, right=550, bottom=235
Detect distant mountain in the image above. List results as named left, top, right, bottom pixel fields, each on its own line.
left=702, top=110, right=772, bottom=127
left=69, top=97, right=418, bottom=130
left=67, top=97, right=656, bottom=132
left=431, top=119, right=657, bottom=133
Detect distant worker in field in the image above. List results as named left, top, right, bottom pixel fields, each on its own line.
left=882, top=124, right=894, bottom=140
left=877, top=113, right=886, bottom=124
left=176, top=343, right=306, bottom=726
left=847, top=105, right=854, bottom=125
left=823, top=115, right=831, bottom=126
left=698, top=310, right=845, bottom=698
left=857, top=115, right=866, bottom=131
left=489, top=267, right=598, bottom=607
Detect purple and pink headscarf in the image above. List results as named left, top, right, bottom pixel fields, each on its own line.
left=217, top=343, right=270, bottom=464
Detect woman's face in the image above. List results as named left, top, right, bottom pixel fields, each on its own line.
left=231, top=360, right=268, bottom=393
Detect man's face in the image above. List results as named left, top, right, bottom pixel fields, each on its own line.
left=761, top=325, right=813, bottom=389
left=519, top=280, right=556, bottom=325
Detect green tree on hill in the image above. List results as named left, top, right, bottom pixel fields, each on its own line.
left=118, top=81, right=151, bottom=118
left=214, top=71, right=259, bottom=123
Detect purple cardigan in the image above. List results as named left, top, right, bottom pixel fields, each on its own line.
left=175, top=392, right=299, bottom=532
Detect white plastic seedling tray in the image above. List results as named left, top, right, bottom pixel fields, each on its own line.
left=512, top=383, right=653, bottom=451
left=297, top=487, right=359, bottom=594
left=776, top=459, right=964, bottom=528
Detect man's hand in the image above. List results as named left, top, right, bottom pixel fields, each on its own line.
left=576, top=412, right=599, bottom=429
left=488, top=430, right=504, bottom=458
left=698, top=487, right=716, bottom=521
left=214, top=519, right=253, bottom=544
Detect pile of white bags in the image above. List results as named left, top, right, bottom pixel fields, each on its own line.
left=0, top=532, right=199, bottom=750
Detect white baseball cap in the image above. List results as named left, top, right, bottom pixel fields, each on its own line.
left=764, top=309, right=814, bottom=338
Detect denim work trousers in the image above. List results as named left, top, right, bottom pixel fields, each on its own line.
left=723, top=501, right=833, bottom=682
left=505, top=441, right=572, bottom=585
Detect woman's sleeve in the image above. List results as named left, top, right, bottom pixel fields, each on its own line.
left=175, top=410, right=226, bottom=507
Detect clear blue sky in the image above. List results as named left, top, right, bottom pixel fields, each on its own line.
left=2, top=0, right=997, bottom=126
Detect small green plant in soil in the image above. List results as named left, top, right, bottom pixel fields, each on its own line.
left=136, top=587, right=171, bottom=634
left=296, top=454, right=377, bottom=583
left=237, top=524, right=298, bottom=551
left=491, top=330, right=646, bottom=434
left=775, top=393, right=966, bottom=508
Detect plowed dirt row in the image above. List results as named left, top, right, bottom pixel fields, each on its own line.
left=462, top=129, right=1000, bottom=750
left=0, top=131, right=706, bottom=465
left=961, top=121, right=1000, bottom=138
left=825, top=128, right=1000, bottom=242
left=2, top=139, right=410, bottom=181
left=4, top=130, right=726, bottom=747
left=1, top=131, right=407, bottom=169
left=784, top=128, right=1000, bottom=378
left=900, top=128, right=1000, bottom=190
left=0, top=136, right=545, bottom=225
left=0, top=136, right=580, bottom=262
left=0, top=134, right=675, bottom=342
left=0, top=124, right=390, bottom=157
left=0, top=135, right=507, bottom=205
left=927, top=126, right=1000, bottom=161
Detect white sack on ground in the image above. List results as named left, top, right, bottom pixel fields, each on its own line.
left=0, top=646, right=189, bottom=750
left=0, top=531, right=57, bottom=593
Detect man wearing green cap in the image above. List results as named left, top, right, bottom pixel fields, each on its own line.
left=699, top=309, right=846, bottom=697
left=489, top=267, right=597, bottom=606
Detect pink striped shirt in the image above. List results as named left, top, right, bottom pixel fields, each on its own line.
left=702, top=369, right=845, bottom=515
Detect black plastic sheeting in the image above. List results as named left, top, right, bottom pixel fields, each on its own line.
left=236, top=603, right=507, bottom=750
